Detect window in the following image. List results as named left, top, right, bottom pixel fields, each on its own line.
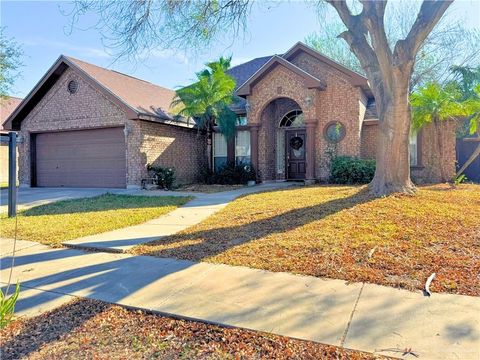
left=235, top=130, right=251, bottom=165
left=324, top=121, right=346, bottom=142
left=410, top=132, right=418, bottom=166
left=279, top=110, right=304, bottom=127
left=213, top=133, right=228, bottom=172
left=236, top=115, right=247, bottom=126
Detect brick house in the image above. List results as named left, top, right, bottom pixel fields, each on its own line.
left=2, top=42, right=456, bottom=188
left=218, top=42, right=456, bottom=183
left=3, top=56, right=206, bottom=188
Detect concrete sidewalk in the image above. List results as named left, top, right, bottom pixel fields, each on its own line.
left=1, top=238, right=479, bottom=360
left=63, top=182, right=298, bottom=252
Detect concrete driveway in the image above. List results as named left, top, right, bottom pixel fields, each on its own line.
left=0, top=187, right=133, bottom=213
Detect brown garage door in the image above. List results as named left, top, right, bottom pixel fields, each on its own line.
left=35, top=127, right=126, bottom=188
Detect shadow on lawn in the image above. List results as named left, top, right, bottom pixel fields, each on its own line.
left=20, top=194, right=190, bottom=217
left=135, top=187, right=375, bottom=261
left=1, top=186, right=479, bottom=359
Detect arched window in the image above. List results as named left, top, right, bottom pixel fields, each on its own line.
left=279, top=110, right=304, bottom=127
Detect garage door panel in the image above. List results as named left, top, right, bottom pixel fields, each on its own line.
left=35, top=128, right=126, bottom=188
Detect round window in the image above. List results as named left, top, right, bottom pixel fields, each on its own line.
left=67, top=80, right=78, bottom=94
left=324, top=121, right=346, bottom=142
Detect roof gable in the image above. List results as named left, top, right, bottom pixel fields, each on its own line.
left=282, top=42, right=369, bottom=88
left=227, top=56, right=274, bottom=90
left=3, top=56, right=179, bottom=130
left=236, top=55, right=326, bottom=96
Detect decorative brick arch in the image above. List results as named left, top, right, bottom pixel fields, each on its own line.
left=245, top=65, right=322, bottom=182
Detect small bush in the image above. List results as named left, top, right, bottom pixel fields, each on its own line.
left=1, top=283, right=20, bottom=329
left=330, top=156, right=376, bottom=184
left=199, top=162, right=256, bottom=185
left=147, top=165, right=176, bottom=189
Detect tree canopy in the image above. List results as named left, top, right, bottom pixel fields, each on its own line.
left=306, top=1, right=480, bottom=89
left=172, top=56, right=237, bottom=138
left=0, top=27, right=23, bottom=99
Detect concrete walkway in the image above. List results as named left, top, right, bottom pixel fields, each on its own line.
left=1, top=238, right=479, bottom=360
left=63, top=182, right=298, bottom=252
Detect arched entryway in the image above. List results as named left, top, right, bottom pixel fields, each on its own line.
left=255, top=97, right=312, bottom=181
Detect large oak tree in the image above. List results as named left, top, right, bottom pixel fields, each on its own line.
left=66, top=0, right=454, bottom=195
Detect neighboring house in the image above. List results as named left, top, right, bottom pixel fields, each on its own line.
left=2, top=56, right=206, bottom=188
left=219, top=42, right=456, bottom=183
left=1, top=96, right=22, bottom=184
left=2, top=42, right=457, bottom=189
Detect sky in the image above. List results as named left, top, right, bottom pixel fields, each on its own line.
left=2, top=0, right=480, bottom=98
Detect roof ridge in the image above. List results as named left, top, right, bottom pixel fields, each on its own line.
left=228, top=54, right=277, bottom=72
left=65, top=55, right=174, bottom=92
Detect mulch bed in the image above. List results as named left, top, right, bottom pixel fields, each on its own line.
left=1, top=299, right=390, bottom=360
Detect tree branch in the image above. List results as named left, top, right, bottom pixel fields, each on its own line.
left=395, top=0, right=453, bottom=63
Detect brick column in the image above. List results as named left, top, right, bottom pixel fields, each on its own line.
left=305, top=120, right=316, bottom=182
left=250, top=124, right=260, bottom=179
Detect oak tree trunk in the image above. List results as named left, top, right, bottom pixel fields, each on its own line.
left=327, top=0, right=452, bottom=196
left=369, top=71, right=416, bottom=196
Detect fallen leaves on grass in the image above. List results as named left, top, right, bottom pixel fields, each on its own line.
left=0, top=194, right=192, bottom=246
left=0, top=299, right=389, bottom=360
left=133, top=184, right=480, bottom=296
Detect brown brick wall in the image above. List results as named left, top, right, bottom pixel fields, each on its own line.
left=360, top=121, right=457, bottom=183
left=411, top=121, right=457, bottom=183
left=138, top=121, right=206, bottom=185
left=17, top=68, right=133, bottom=186
left=246, top=52, right=364, bottom=181
left=17, top=67, right=205, bottom=187
left=360, top=122, right=378, bottom=159
left=289, top=52, right=364, bottom=179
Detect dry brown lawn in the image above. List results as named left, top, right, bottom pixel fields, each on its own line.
left=0, top=299, right=390, bottom=360
left=133, top=184, right=480, bottom=296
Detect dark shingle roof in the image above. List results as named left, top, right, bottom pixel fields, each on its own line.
left=227, top=56, right=275, bottom=90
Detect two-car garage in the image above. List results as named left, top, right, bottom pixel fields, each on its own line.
left=33, top=127, right=126, bottom=188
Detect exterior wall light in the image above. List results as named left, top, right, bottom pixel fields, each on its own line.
left=245, top=101, right=251, bottom=114
left=305, top=96, right=313, bottom=109
left=123, top=124, right=131, bottom=137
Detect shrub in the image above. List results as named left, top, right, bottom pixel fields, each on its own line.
left=147, top=165, right=176, bottom=189
left=199, top=162, right=256, bottom=185
left=1, top=283, right=20, bottom=329
left=330, top=156, right=376, bottom=184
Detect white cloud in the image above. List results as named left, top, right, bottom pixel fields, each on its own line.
left=147, top=48, right=189, bottom=64
left=21, top=37, right=111, bottom=59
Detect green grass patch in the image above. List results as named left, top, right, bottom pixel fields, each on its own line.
left=0, top=194, right=192, bottom=246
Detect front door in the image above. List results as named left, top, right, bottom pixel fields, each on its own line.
left=286, top=130, right=306, bottom=180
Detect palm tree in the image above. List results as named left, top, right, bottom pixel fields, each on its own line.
left=410, top=82, right=463, bottom=181
left=172, top=57, right=237, bottom=171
